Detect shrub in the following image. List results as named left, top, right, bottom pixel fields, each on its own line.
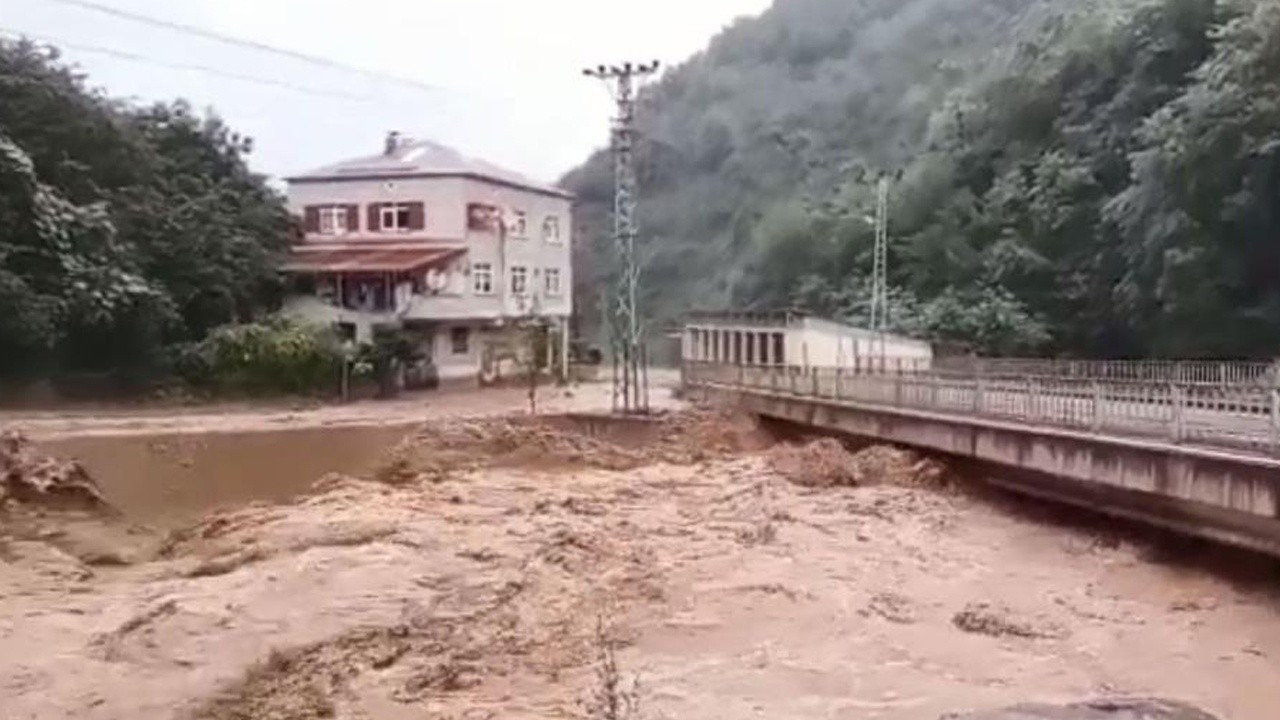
left=184, top=317, right=345, bottom=396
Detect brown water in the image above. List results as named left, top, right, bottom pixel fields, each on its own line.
left=3, top=409, right=1278, bottom=720
left=38, top=425, right=413, bottom=524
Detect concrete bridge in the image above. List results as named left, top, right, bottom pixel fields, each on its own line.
left=684, top=361, right=1280, bottom=556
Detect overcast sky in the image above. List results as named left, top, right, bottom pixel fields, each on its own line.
left=8, top=0, right=773, bottom=182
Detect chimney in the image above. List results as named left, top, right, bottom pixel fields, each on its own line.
left=384, top=131, right=401, bottom=156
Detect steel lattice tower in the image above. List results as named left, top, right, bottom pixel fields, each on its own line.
left=584, top=61, right=659, bottom=414
left=870, top=177, right=890, bottom=325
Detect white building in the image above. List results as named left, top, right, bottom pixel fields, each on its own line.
left=282, top=132, right=572, bottom=386
left=682, top=311, right=932, bottom=371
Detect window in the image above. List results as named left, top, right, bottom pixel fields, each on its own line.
left=380, top=203, right=413, bottom=232
left=450, top=327, right=470, bottom=355
left=511, top=210, right=528, bottom=238
left=542, top=216, right=562, bottom=243
left=510, top=265, right=528, bottom=295
left=472, top=262, right=494, bottom=295
left=319, top=206, right=348, bottom=235
left=544, top=267, right=562, bottom=296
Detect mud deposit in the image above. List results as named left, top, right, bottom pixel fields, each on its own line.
left=1, top=411, right=1277, bottom=720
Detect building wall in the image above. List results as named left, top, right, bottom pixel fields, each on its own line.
left=283, top=295, right=387, bottom=344
left=284, top=175, right=573, bottom=325
left=289, top=176, right=472, bottom=241
left=682, top=318, right=932, bottom=370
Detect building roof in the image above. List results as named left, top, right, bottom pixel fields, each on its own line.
left=282, top=244, right=464, bottom=275
left=286, top=137, right=573, bottom=199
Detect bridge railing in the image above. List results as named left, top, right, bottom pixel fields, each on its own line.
left=686, top=362, right=1280, bottom=456
left=932, top=357, right=1278, bottom=387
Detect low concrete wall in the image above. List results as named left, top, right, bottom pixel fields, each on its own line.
left=700, top=385, right=1280, bottom=556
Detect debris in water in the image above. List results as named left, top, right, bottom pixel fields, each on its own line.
left=1, top=430, right=112, bottom=513
left=768, top=438, right=955, bottom=489
left=940, top=698, right=1223, bottom=719
left=952, top=601, right=1068, bottom=640
left=375, top=409, right=769, bottom=483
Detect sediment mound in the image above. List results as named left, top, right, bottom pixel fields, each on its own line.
left=379, top=409, right=769, bottom=482
left=1, top=430, right=111, bottom=513
left=768, top=439, right=954, bottom=489
left=942, top=698, right=1222, bottom=719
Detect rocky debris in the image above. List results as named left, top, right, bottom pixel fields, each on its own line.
left=768, top=438, right=955, bottom=489
left=941, top=698, right=1222, bottom=719
left=952, top=601, right=1068, bottom=640
left=1, top=430, right=112, bottom=513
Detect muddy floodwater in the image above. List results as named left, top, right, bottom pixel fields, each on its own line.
left=39, top=425, right=412, bottom=524
left=1, top=400, right=1277, bottom=720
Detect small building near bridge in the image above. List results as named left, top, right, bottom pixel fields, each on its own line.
left=682, top=311, right=932, bottom=371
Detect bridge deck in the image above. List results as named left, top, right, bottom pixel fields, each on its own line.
left=686, top=363, right=1280, bottom=457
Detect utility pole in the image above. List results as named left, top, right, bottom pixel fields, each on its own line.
left=870, top=176, right=890, bottom=362
left=584, top=60, right=659, bottom=414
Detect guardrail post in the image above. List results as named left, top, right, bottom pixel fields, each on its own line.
left=894, top=373, right=903, bottom=406
left=836, top=368, right=844, bottom=399
left=812, top=368, right=820, bottom=397
left=1028, top=376, right=1039, bottom=421
left=1091, top=381, right=1103, bottom=432
left=1271, top=388, right=1279, bottom=455
left=1170, top=383, right=1185, bottom=443
left=973, top=376, right=985, bottom=414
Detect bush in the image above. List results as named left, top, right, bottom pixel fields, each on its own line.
left=183, top=317, right=345, bottom=396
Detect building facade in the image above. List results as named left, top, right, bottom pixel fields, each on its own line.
left=282, top=133, right=573, bottom=386
left=682, top=311, right=933, bottom=372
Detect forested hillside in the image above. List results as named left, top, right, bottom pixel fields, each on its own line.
left=0, top=39, right=290, bottom=386
left=564, top=0, right=1280, bottom=358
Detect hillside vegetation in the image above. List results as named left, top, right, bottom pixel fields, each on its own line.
left=564, top=0, right=1280, bottom=358
left=0, top=39, right=291, bottom=389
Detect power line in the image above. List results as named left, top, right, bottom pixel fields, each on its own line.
left=0, top=27, right=383, bottom=102
left=42, top=0, right=453, bottom=97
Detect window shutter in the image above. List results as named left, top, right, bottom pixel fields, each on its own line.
left=367, top=203, right=382, bottom=232
left=345, top=204, right=360, bottom=232
left=408, top=202, right=425, bottom=230
left=304, top=206, right=320, bottom=232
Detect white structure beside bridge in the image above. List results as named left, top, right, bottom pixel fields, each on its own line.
left=682, top=311, right=932, bottom=371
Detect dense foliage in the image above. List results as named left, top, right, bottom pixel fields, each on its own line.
left=564, top=0, right=1280, bottom=359
left=179, top=317, right=346, bottom=396
left=0, top=38, right=290, bottom=386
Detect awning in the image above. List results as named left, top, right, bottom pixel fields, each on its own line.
left=282, top=245, right=464, bottom=274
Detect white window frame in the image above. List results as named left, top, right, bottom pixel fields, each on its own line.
left=511, top=210, right=528, bottom=239
left=542, top=215, right=562, bottom=243
left=544, top=267, right=562, bottom=296
left=472, top=262, right=494, bottom=295
left=318, top=206, right=348, bottom=235
left=380, top=203, right=412, bottom=232
left=510, top=265, right=529, bottom=296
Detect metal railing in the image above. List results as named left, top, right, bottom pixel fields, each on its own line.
left=933, top=357, right=1279, bottom=387
left=685, top=362, right=1280, bottom=456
